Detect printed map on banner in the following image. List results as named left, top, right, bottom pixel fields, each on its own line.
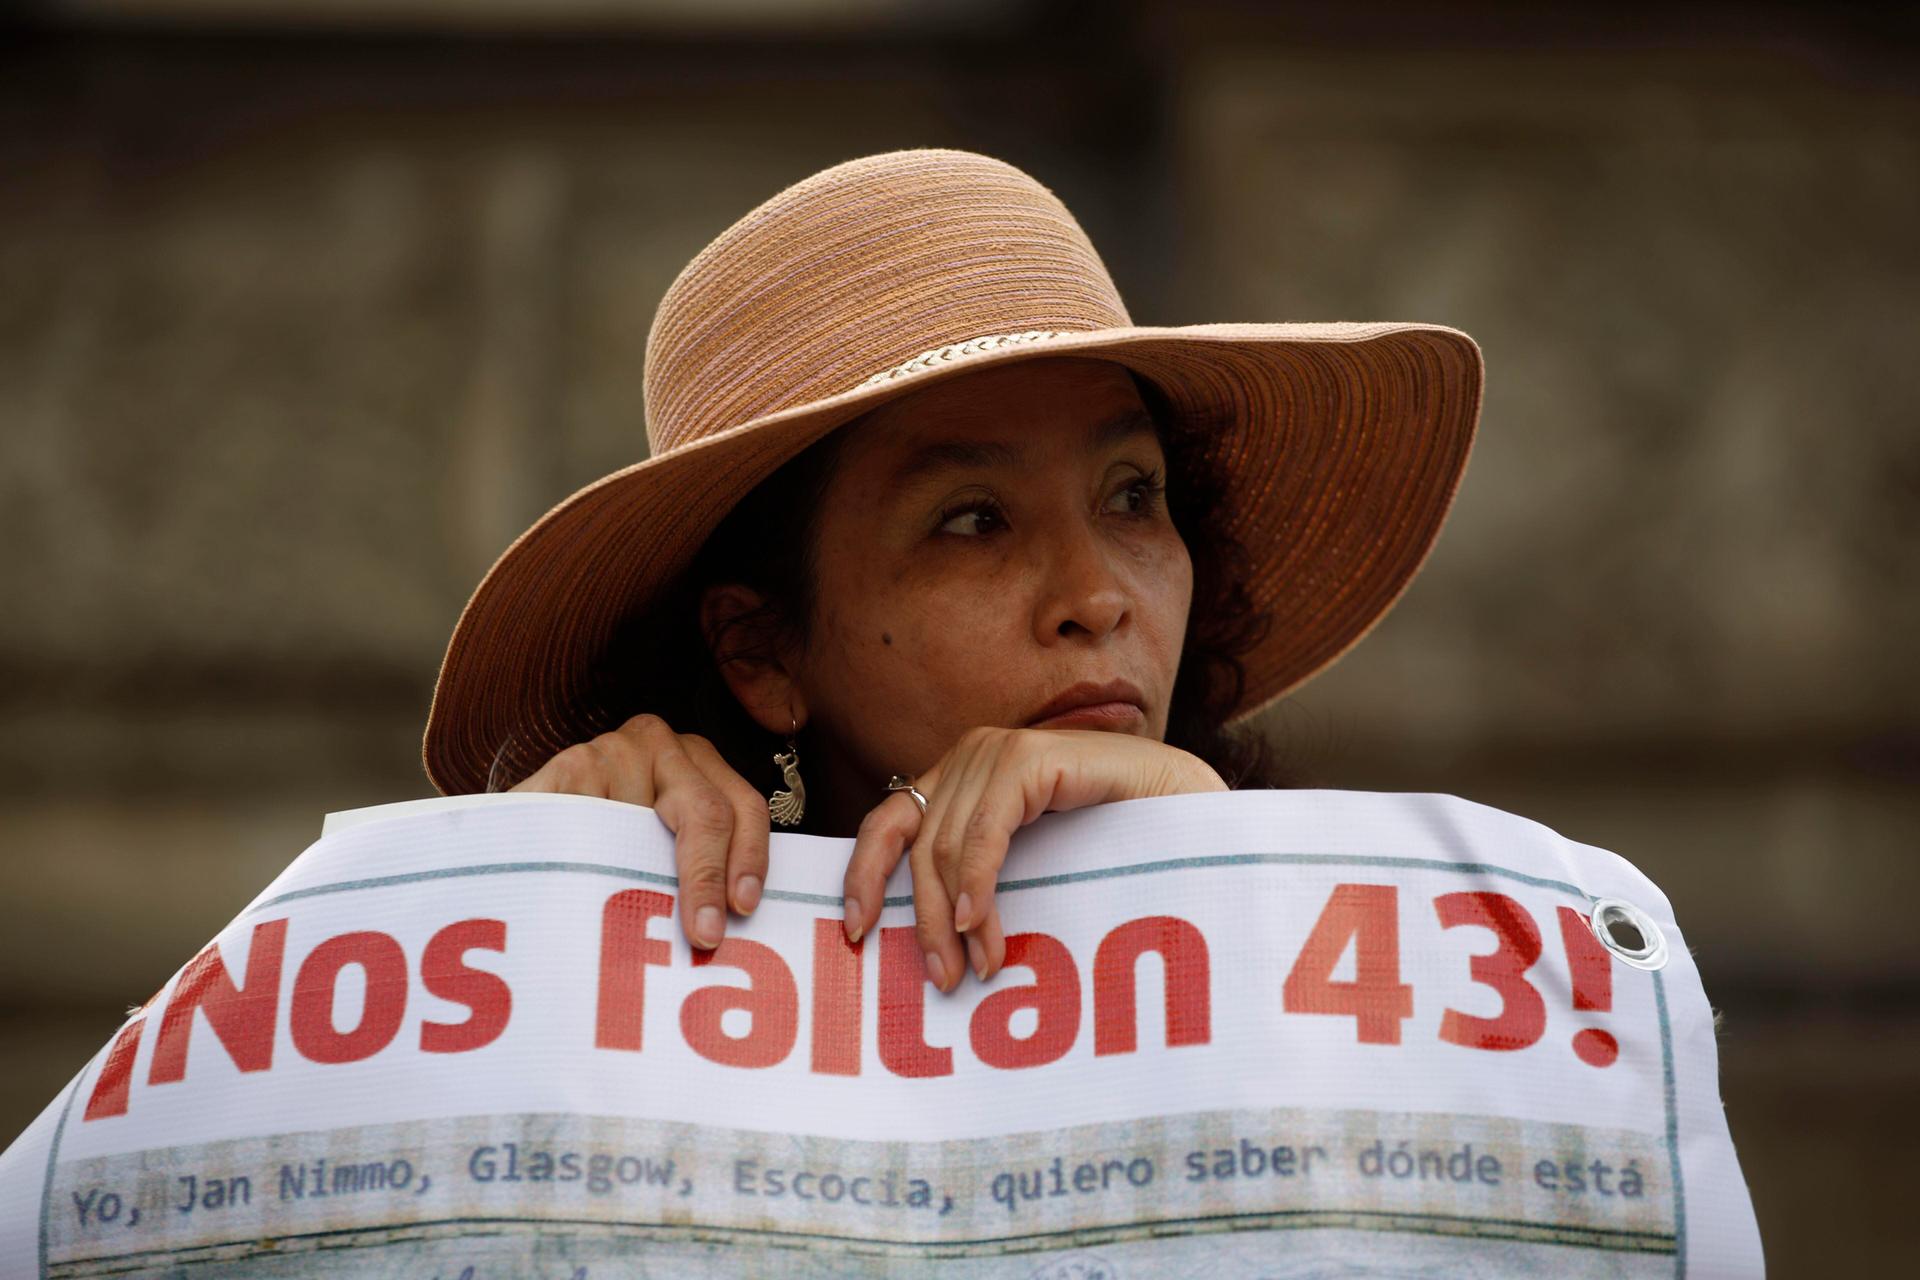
left=0, top=790, right=1764, bottom=1278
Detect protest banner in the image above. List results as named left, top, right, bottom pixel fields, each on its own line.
left=0, top=790, right=1762, bottom=1276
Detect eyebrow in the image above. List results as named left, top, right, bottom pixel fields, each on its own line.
left=889, top=407, right=1159, bottom=487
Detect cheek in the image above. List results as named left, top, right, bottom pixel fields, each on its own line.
left=1124, top=526, right=1196, bottom=652
left=833, top=575, right=1024, bottom=700
left=1169, top=539, right=1196, bottom=641
left=805, top=561, right=1026, bottom=753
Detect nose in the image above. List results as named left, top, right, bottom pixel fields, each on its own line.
left=1033, top=522, right=1130, bottom=644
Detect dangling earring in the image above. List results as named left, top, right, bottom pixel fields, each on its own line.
left=769, top=717, right=806, bottom=827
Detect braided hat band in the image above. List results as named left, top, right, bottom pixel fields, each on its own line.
left=853, top=330, right=1071, bottom=392
left=423, top=149, right=1484, bottom=795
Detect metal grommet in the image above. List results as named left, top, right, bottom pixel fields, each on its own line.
left=1588, top=897, right=1669, bottom=971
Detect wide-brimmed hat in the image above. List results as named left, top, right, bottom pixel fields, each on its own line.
left=422, top=148, right=1483, bottom=795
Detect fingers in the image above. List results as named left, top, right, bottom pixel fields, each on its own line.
left=503, top=715, right=779, bottom=954
left=942, top=740, right=1020, bottom=934
left=507, top=743, right=614, bottom=798
left=843, top=791, right=918, bottom=944
left=909, top=822, right=966, bottom=995
left=641, top=734, right=740, bottom=952
left=869, top=728, right=1031, bottom=988
left=952, top=777, right=1030, bottom=974
left=968, top=903, right=1008, bottom=983
left=678, top=734, right=771, bottom=916
left=910, top=736, right=990, bottom=994
left=926, top=733, right=1026, bottom=981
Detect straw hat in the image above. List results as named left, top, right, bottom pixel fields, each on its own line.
left=422, top=148, right=1483, bottom=795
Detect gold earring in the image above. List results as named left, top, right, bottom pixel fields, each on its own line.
left=769, top=719, right=805, bottom=827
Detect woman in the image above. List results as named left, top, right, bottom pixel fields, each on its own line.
left=421, top=148, right=1483, bottom=997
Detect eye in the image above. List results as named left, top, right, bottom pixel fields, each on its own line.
left=937, top=498, right=1007, bottom=537
left=1104, top=469, right=1167, bottom=516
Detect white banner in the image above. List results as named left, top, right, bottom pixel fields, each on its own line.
left=0, top=790, right=1763, bottom=1277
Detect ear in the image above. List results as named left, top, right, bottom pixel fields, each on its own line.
left=699, top=582, right=807, bottom=736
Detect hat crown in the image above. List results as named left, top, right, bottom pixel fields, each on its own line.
left=643, top=149, right=1132, bottom=455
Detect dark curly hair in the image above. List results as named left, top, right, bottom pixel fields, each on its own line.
left=584, top=370, right=1303, bottom=827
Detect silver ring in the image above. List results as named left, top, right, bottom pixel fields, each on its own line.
left=886, top=774, right=929, bottom=815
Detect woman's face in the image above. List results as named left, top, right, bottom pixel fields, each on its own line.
left=788, top=356, right=1194, bottom=806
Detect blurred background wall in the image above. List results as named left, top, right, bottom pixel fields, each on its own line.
left=1, top=0, right=1914, bottom=1270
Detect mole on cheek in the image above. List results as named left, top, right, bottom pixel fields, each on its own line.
left=881, top=632, right=892, bottom=646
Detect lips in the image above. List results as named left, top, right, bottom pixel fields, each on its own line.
left=1024, top=679, right=1148, bottom=730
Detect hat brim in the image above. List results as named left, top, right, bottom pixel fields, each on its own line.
left=422, top=321, right=1483, bottom=795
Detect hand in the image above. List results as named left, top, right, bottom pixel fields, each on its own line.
left=510, top=713, right=768, bottom=951
left=839, top=728, right=1227, bottom=993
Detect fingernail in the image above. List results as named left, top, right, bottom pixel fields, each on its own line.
left=966, top=934, right=987, bottom=981
left=843, top=895, right=863, bottom=944
left=954, top=892, right=974, bottom=932
left=694, top=906, right=724, bottom=950
left=735, top=875, right=762, bottom=913
left=924, top=950, right=946, bottom=990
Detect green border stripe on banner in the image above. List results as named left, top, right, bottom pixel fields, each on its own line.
left=246, top=852, right=1592, bottom=915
